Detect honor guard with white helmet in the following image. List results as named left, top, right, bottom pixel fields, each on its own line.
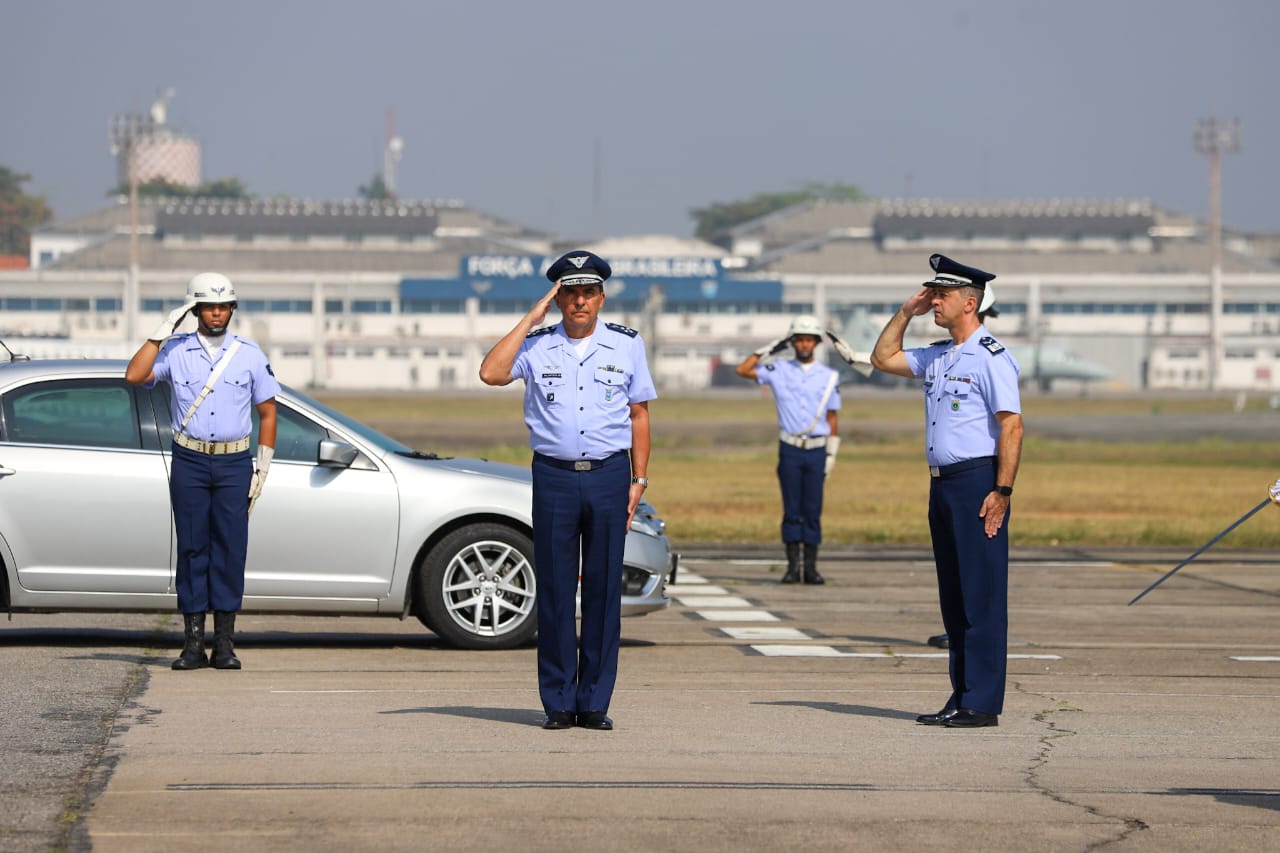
left=736, top=314, right=843, bottom=584
left=871, top=253, right=1024, bottom=729
left=479, top=250, right=656, bottom=732
left=126, top=272, right=280, bottom=671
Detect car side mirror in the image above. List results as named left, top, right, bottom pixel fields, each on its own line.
left=317, top=438, right=359, bottom=468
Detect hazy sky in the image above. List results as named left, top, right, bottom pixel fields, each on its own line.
left=5, top=0, right=1277, bottom=240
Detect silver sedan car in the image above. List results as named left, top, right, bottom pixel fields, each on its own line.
left=0, top=358, right=672, bottom=649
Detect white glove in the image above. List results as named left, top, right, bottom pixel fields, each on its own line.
left=754, top=337, right=790, bottom=359
left=824, top=436, right=840, bottom=477
left=1270, top=478, right=1280, bottom=505
left=826, top=331, right=874, bottom=377
left=149, top=300, right=197, bottom=342
left=248, top=445, right=274, bottom=504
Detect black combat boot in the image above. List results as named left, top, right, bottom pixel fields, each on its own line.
left=802, top=543, right=825, bottom=585
left=781, top=542, right=802, bottom=584
left=172, top=612, right=209, bottom=670
left=212, top=611, right=242, bottom=670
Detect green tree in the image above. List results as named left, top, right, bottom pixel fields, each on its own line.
left=0, top=167, right=53, bottom=256
left=106, top=177, right=251, bottom=199
left=690, top=181, right=867, bottom=242
left=358, top=173, right=392, bottom=201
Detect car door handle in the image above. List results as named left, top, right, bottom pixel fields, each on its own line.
left=0, top=466, right=14, bottom=477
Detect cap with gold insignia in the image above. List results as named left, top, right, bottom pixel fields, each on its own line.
left=546, top=250, right=612, bottom=286
left=925, top=253, right=996, bottom=290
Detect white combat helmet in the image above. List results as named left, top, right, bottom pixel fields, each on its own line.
left=186, top=272, right=238, bottom=304
left=787, top=315, right=823, bottom=337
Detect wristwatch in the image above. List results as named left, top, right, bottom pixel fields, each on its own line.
left=995, top=485, right=1013, bottom=497
left=631, top=477, right=649, bottom=487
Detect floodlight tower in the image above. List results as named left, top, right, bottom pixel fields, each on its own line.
left=1194, top=117, right=1240, bottom=392
left=384, top=108, right=404, bottom=199
left=109, top=108, right=154, bottom=342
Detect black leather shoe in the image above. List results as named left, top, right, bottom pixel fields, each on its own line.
left=943, top=709, right=998, bottom=728
left=780, top=569, right=801, bottom=584
left=542, top=711, right=575, bottom=730
left=915, top=708, right=958, bottom=726
left=577, top=712, right=613, bottom=731
left=926, top=633, right=949, bottom=649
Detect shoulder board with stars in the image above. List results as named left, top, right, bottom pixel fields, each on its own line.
left=605, top=322, right=638, bottom=338
left=979, top=336, right=1006, bottom=355
left=525, top=326, right=555, bottom=339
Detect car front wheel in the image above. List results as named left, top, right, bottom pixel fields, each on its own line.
left=417, top=523, right=537, bottom=650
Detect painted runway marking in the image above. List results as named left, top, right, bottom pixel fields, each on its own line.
left=668, top=584, right=729, bottom=596
left=720, top=627, right=809, bottom=641
left=749, top=644, right=1062, bottom=660
left=675, top=595, right=754, bottom=608
left=1229, top=656, right=1280, bottom=662
left=694, top=609, right=781, bottom=622
left=670, top=571, right=708, bottom=584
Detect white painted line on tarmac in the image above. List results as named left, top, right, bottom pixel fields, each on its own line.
left=1229, top=656, right=1280, bottom=662
left=749, top=644, right=1062, bottom=660
left=668, top=584, right=730, bottom=595
left=672, top=571, right=708, bottom=584
left=676, top=595, right=754, bottom=608
left=695, top=610, right=780, bottom=622
left=721, top=627, right=809, bottom=641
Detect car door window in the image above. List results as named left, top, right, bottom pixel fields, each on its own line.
left=252, top=403, right=330, bottom=463
left=1, top=379, right=140, bottom=449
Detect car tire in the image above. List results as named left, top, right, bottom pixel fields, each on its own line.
left=417, top=523, right=537, bottom=650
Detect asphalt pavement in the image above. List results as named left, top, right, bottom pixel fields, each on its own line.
left=3, top=546, right=1279, bottom=852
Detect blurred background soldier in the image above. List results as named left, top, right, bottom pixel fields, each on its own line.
left=736, top=316, right=841, bottom=585
left=126, top=273, right=279, bottom=671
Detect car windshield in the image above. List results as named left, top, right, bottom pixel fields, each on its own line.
left=286, top=386, right=421, bottom=457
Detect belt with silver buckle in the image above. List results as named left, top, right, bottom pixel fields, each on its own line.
left=175, top=433, right=251, bottom=455
left=929, top=456, right=996, bottom=478
left=535, top=451, right=627, bottom=472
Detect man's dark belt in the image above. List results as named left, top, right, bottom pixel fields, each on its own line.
left=534, top=450, right=627, bottom=472
left=929, top=456, right=996, bottom=478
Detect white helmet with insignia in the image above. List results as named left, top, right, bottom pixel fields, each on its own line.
left=787, top=315, right=823, bottom=338
left=186, top=272, right=238, bottom=304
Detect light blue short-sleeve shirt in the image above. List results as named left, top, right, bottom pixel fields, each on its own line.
left=757, top=360, right=842, bottom=436
left=150, top=333, right=281, bottom=443
left=510, top=321, right=657, bottom=460
left=903, top=326, right=1021, bottom=467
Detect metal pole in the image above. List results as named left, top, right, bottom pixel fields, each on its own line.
left=1194, top=117, right=1240, bottom=392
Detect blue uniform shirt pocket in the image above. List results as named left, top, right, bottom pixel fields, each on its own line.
left=942, top=378, right=971, bottom=411
left=594, top=365, right=628, bottom=406
left=537, top=372, right=565, bottom=403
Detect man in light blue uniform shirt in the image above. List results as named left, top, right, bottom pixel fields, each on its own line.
left=736, top=315, right=841, bottom=584
left=872, top=253, right=1023, bottom=729
left=480, top=250, right=655, bottom=732
left=127, top=272, right=279, bottom=672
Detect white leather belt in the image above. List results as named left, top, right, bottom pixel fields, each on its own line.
left=779, top=431, right=827, bottom=450
left=175, top=434, right=251, bottom=455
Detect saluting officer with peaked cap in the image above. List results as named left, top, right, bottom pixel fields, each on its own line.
left=546, top=250, right=612, bottom=287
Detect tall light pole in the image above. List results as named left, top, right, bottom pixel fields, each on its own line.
left=1194, top=116, right=1240, bottom=392
left=109, top=111, right=150, bottom=342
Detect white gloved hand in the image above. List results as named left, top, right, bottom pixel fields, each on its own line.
left=248, top=445, right=274, bottom=503
left=754, top=337, right=791, bottom=358
left=824, top=436, right=840, bottom=477
left=1270, top=477, right=1280, bottom=505
left=826, top=331, right=874, bottom=377
left=149, top=300, right=197, bottom=342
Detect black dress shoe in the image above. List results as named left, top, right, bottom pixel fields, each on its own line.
left=577, top=712, right=613, bottom=731
left=943, top=709, right=998, bottom=728
left=542, top=711, right=575, bottom=730
left=926, top=633, right=949, bottom=649
left=915, top=708, right=958, bottom=726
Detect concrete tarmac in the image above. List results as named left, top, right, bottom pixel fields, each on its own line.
left=54, top=547, right=1280, bottom=850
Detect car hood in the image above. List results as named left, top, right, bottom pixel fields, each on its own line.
left=406, top=454, right=532, bottom=484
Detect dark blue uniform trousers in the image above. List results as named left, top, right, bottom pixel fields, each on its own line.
left=531, top=452, right=629, bottom=715
left=777, top=442, right=825, bottom=545
left=170, top=443, right=252, bottom=614
left=928, top=461, right=1009, bottom=715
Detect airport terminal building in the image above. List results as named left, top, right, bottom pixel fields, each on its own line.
left=5, top=195, right=1280, bottom=393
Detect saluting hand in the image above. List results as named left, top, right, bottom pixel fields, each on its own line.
left=530, top=282, right=561, bottom=326
left=903, top=287, right=934, bottom=317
